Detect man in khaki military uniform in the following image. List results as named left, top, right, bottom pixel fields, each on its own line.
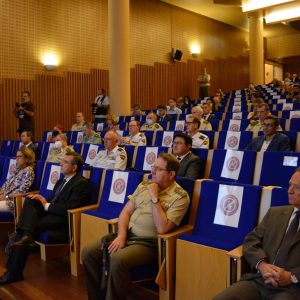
left=191, top=106, right=212, bottom=131
left=186, top=116, right=210, bottom=149
left=71, top=112, right=85, bottom=131
left=82, top=122, right=102, bottom=144
left=245, top=103, right=282, bottom=135
left=91, top=130, right=127, bottom=170
left=140, top=112, right=163, bottom=131
left=120, top=120, right=147, bottom=146
left=82, top=153, right=190, bottom=300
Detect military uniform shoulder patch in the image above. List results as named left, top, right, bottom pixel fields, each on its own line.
left=154, top=123, right=160, bottom=129
left=203, top=119, right=209, bottom=124
left=175, top=186, right=188, bottom=197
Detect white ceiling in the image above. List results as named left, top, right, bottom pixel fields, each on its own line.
left=161, top=0, right=300, bottom=38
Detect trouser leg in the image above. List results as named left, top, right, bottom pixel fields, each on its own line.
left=16, top=197, right=45, bottom=237
left=106, top=243, right=157, bottom=300
left=82, top=239, right=105, bottom=300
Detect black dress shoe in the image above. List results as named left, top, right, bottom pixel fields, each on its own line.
left=12, top=235, right=36, bottom=250
left=0, top=271, right=23, bottom=285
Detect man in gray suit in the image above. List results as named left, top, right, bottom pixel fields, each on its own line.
left=172, top=133, right=202, bottom=179
left=214, top=168, right=300, bottom=299
left=246, top=115, right=291, bottom=152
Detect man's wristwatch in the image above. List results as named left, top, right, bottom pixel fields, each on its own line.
left=151, top=198, right=159, bottom=204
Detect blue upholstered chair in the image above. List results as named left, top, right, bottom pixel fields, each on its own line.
left=216, top=131, right=253, bottom=151
left=207, top=149, right=256, bottom=184
left=176, top=180, right=261, bottom=299
left=221, top=119, right=250, bottom=131
left=253, top=151, right=300, bottom=188
left=0, top=140, right=15, bottom=157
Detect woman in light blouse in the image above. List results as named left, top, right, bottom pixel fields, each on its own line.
left=0, top=146, right=35, bottom=213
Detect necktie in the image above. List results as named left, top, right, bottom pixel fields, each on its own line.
left=274, top=211, right=300, bottom=268
left=51, top=179, right=66, bottom=204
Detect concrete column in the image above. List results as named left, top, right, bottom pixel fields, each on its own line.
left=248, top=11, right=264, bottom=85
left=108, top=0, right=131, bottom=115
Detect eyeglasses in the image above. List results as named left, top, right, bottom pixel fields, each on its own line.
left=16, top=155, right=25, bottom=159
left=263, top=123, right=275, bottom=128
left=172, top=141, right=185, bottom=145
left=151, top=166, right=168, bottom=172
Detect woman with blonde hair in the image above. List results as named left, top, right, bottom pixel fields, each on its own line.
left=104, top=114, right=119, bottom=131
left=47, top=133, right=74, bottom=163
left=0, top=146, right=35, bottom=213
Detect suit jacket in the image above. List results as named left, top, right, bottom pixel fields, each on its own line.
left=245, top=132, right=291, bottom=152
left=158, top=114, right=172, bottom=123
left=242, top=206, right=300, bottom=290
left=43, top=173, right=90, bottom=241
left=177, top=152, right=202, bottom=179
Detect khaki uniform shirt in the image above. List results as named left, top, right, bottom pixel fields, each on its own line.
left=199, top=119, right=212, bottom=131
left=82, top=131, right=102, bottom=144
left=92, top=146, right=127, bottom=170
left=71, top=121, right=85, bottom=131
left=122, top=132, right=147, bottom=146
left=128, top=180, right=190, bottom=238
left=47, top=145, right=74, bottom=163
left=189, top=131, right=209, bottom=149
left=140, top=123, right=163, bottom=131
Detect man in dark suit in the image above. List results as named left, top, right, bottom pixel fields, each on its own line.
left=202, top=102, right=216, bottom=121
left=172, top=132, right=202, bottom=179
left=214, top=168, right=300, bottom=299
left=157, top=104, right=172, bottom=123
left=20, top=130, right=38, bottom=158
left=0, top=152, right=90, bottom=284
left=246, top=115, right=291, bottom=152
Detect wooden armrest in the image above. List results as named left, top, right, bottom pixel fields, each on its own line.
left=157, top=224, right=193, bottom=240
left=106, top=218, right=119, bottom=225
left=227, top=245, right=243, bottom=259
left=68, top=204, right=98, bottom=215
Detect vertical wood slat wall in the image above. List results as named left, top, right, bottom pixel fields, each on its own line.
left=0, top=56, right=248, bottom=142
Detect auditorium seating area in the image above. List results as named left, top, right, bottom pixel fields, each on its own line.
left=1, top=82, right=300, bottom=299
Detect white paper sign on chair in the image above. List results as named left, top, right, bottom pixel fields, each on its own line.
left=109, top=171, right=129, bottom=204
left=76, top=132, right=84, bottom=143
left=175, top=120, right=185, bottom=131
left=290, top=111, right=300, bottom=119
left=228, top=120, right=241, bottom=132
left=46, top=165, right=62, bottom=190
left=225, top=131, right=241, bottom=150
left=232, top=112, right=242, bottom=120
left=143, top=147, right=158, bottom=171
left=97, top=123, right=104, bottom=131
left=162, top=132, right=174, bottom=147
left=85, top=144, right=99, bottom=165
left=214, top=184, right=244, bottom=228
left=221, top=149, right=244, bottom=180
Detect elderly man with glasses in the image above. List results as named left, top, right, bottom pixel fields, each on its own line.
left=186, top=116, right=210, bottom=149
left=246, top=116, right=291, bottom=152
left=82, top=153, right=190, bottom=300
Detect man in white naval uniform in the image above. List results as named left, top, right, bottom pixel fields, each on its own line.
left=185, top=116, right=209, bottom=149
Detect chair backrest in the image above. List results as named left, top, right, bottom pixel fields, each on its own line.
left=168, top=120, right=186, bottom=131
left=224, top=111, right=249, bottom=120
left=84, top=166, right=104, bottom=205
left=132, top=146, right=170, bottom=172
left=258, top=186, right=289, bottom=222
left=124, top=145, right=135, bottom=168
left=191, top=148, right=208, bottom=179
left=208, top=149, right=256, bottom=184
left=70, top=131, right=84, bottom=144
left=190, top=180, right=261, bottom=250
left=81, top=144, right=104, bottom=164
left=221, top=119, right=250, bottom=132
left=290, top=118, right=300, bottom=131
left=210, top=119, right=220, bottom=131
left=217, top=131, right=253, bottom=151
left=95, top=169, right=144, bottom=219
left=31, top=160, right=46, bottom=191
left=39, top=162, right=63, bottom=198
left=154, top=131, right=181, bottom=147
left=71, top=143, right=83, bottom=154
left=42, top=131, right=53, bottom=142
left=0, top=140, right=15, bottom=156
left=0, top=157, right=17, bottom=187
left=140, top=131, right=155, bottom=146
left=40, top=142, right=53, bottom=161
left=253, top=151, right=300, bottom=188
left=201, top=130, right=215, bottom=149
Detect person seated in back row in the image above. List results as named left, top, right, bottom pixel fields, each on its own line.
left=91, top=130, right=127, bottom=170
left=82, top=153, right=190, bottom=300
left=191, top=106, right=212, bottom=131
left=71, top=112, right=85, bottom=131
left=47, top=133, right=74, bottom=163
left=120, top=120, right=147, bottom=146
left=19, top=130, right=38, bottom=158
left=140, top=112, right=163, bottom=131
left=185, top=116, right=209, bottom=149
left=246, top=116, right=291, bottom=152
left=172, top=133, right=202, bottom=179
left=157, top=104, right=173, bottom=123
left=82, top=122, right=102, bottom=145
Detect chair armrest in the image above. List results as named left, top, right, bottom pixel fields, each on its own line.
left=106, top=218, right=119, bottom=225
left=227, top=245, right=243, bottom=259
left=157, top=224, right=193, bottom=240
left=68, top=204, right=98, bottom=215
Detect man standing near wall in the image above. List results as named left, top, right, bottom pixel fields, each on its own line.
left=14, top=91, right=34, bottom=137
left=197, top=68, right=211, bottom=99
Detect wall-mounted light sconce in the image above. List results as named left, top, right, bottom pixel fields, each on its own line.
left=190, top=44, right=200, bottom=58
left=42, top=53, right=59, bottom=71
